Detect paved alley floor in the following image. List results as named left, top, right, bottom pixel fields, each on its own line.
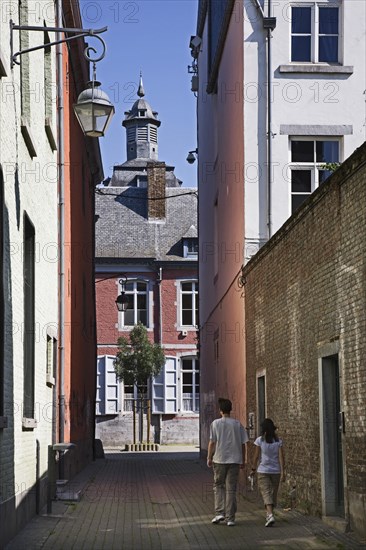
left=5, top=448, right=365, bottom=550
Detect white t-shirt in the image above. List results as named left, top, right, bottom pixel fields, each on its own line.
left=209, top=417, right=249, bottom=464
left=254, top=436, right=283, bottom=474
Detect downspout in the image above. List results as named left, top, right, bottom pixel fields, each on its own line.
left=158, top=266, right=163, bottom=343
left=56, top=0, right=65, bottom=450
left=157, top=266, right=163, bottom=444
left=267, top=0, right=273, bottom=239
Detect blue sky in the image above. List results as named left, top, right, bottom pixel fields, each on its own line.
left=80, top=0, right=198, bottom=187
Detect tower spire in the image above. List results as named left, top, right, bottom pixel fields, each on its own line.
left=137, top=71, right=145, bottom=98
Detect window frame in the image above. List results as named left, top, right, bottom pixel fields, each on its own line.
left=181, top=357, right=200, bottom=413
left=23, top=213, right=36, bottom=424
left=290, top=3, right=341, bottom=64
left=118, top=279, right=150, bottom=329
left=289, top=136, right=341, bottom=214
left=183, top=238, right=198, bottom=259
left=178, top=279, right=199, bottom=329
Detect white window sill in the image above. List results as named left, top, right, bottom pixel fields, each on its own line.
left=118, top=326, right=152, bottom=332
left=46, top=374, right=56, bottom=387
left=279, top=64, right=353, bottom=75
left=45, top=118, right=57, bottom=151
left=22, top=417, right=37, bottom=429
left=21, top=118, right=37, bottom=158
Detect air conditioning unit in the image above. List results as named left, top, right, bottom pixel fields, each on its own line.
left=181, top=329, right=188, bottom=337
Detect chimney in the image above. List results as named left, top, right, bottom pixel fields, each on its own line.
left=147, top=161, right=166, bottom=220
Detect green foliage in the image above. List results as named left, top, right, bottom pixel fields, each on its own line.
left=321, top=162, right=341, bottom=173
left=114, top=322, right=165, bottom=394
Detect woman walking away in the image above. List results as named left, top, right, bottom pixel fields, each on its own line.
left=251, top=418, right=285, bottom=527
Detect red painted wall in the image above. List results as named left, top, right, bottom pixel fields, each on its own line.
left=58, top=1, right=100, bottom=471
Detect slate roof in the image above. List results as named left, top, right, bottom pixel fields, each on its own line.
left=110, top=160, right=181, bottom=187
left=95, top=187, right=198, bottom=262
left=123, top=98, right=160, bottom=123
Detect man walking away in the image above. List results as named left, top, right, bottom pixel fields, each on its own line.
left=207, top=398, right=249, bottom=526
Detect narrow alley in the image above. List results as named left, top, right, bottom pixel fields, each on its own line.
left=5, top=448, right=364, bottom=550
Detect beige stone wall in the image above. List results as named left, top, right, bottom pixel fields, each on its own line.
left=243, top=142, right=366, bottom=538
left=0, top=1, right=58, bottom=544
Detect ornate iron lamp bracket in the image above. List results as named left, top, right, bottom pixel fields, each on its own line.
left=10, top=20, right=107, bottom=68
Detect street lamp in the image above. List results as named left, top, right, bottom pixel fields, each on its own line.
left=73, top=77, right=115, bottom=138
left=10, top=21, right=114, bottom=138
left=115, top=276, right=129, bottom=313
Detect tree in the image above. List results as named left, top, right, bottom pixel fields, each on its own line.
left=114, top=322, right=165, bottom=396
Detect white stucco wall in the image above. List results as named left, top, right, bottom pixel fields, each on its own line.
left=0, top=0, right=58, bottom=536
left=243, top=0, right=366, bottom=258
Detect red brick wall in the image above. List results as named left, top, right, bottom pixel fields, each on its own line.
left=96, top=267, right=198, bottom=349
left=243, top=143, right=366, bottom=537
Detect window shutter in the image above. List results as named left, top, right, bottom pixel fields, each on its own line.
left=96, top=356, right=105, bottom=415
left=96, top=356, right=119, bottom=415
left=152, top=356, right=178, bottom=414
left=152, top=367, right=164, bottom=413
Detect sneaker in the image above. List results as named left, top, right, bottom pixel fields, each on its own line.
left=227, top=520, right=235, bottom=526
left=211, top=515, right=225, bottom=524
left=265, top=514, right=275, bottom=527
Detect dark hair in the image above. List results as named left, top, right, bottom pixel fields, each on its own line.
left=261, top=418, right=278, bottom=443
left=218, top=398, right=232, bottom=414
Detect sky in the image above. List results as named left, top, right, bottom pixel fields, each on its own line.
left=80, top=0, right=199, bottom=187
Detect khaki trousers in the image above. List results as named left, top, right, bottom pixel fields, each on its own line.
left=213, top=462, right=240, bottom=521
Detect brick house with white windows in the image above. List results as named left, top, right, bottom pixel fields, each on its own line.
left=95, top=79, right=199, bottom=446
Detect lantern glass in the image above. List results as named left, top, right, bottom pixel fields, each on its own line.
left=73, top=84, right=115, bottom=137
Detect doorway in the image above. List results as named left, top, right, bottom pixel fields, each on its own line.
left=320, top=354, right=344, bottom=517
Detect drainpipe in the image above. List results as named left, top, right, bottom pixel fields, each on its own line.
left=158, top=266, right=163, bottom=343
left=265, top=0, right=276, bottom=240
left=56, top=0, right=65, bottom=454
left=157, top=266, right=163, bottom=444
left=267, top=0, right=273, bottom=239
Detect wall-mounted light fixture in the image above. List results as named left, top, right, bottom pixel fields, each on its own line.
left=10, top=20, right=114, bottom=137
left=115, top=276, right=129, bottom=312
left=186, top=149, right=198, bottom=164
left=95, top=274, right=129, bottom=312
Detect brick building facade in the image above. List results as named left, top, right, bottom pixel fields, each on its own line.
left=243, top=142, right=366, bottom=538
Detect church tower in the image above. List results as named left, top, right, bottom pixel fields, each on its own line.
left=122, top=74, right=161, bottom=161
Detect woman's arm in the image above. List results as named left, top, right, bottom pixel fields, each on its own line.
left=251, top=445, right=260, bottom=473
left=279, top=446, right=286, bottom=481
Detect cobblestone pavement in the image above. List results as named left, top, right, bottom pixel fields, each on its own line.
left=5, top=448, right=365, bottom=550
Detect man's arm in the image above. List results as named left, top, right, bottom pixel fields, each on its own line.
left=207, top=440, right=216, bottom=468
left=240, top=442, right=247, bottom=469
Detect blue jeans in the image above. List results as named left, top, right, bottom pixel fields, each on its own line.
left=213, top=462, right=240, bottom=521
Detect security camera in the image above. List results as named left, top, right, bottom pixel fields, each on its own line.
left=186, top=151, right=196, bottom=164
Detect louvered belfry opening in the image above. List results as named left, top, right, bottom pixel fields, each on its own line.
left=147, top=161, right=166, bottom=220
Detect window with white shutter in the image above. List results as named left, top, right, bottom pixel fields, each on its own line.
left=96, top=356, right=119, bottom=415
left=152, top=356, right=177, bottom=414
